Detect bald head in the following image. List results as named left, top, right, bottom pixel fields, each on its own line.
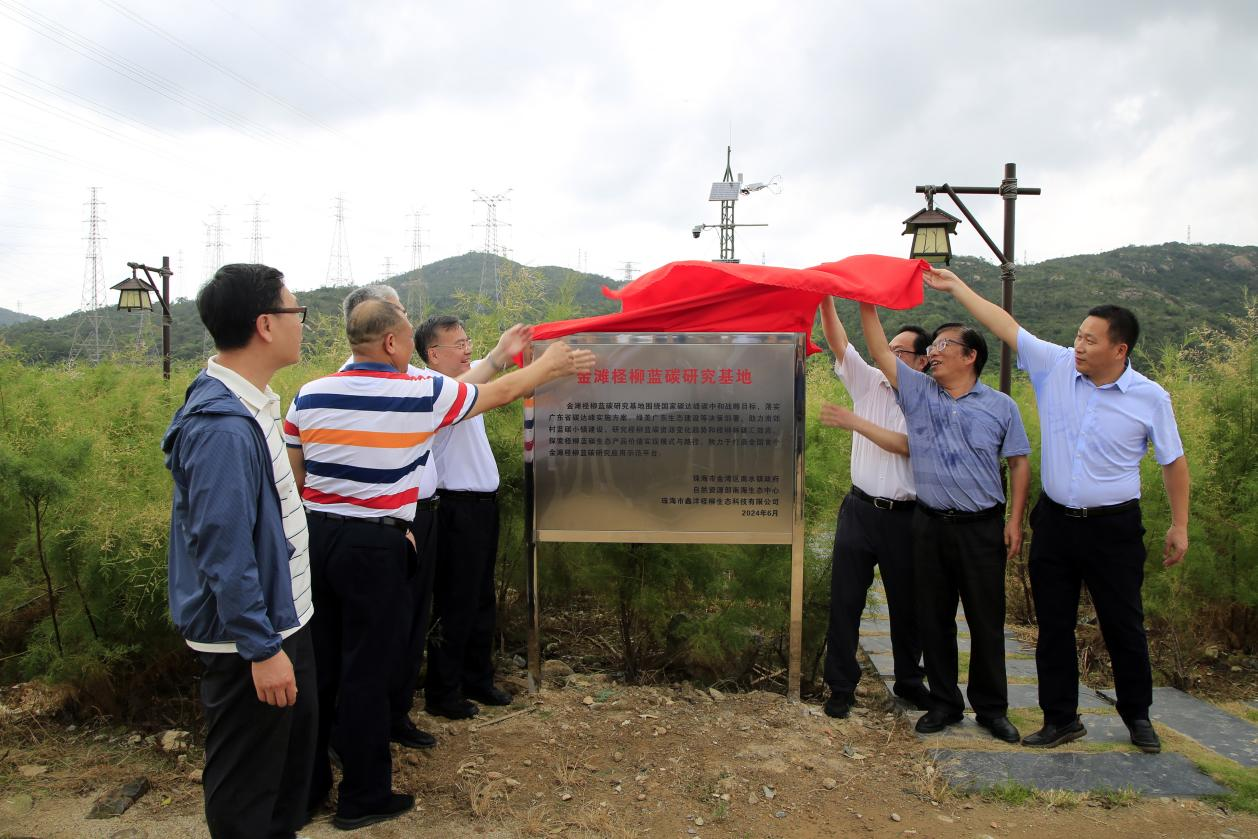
left=346, top=297, right=409, bottom=348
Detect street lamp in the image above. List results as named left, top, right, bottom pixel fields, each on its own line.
left=111, top=256, right=173, bottom=380
left=901, top=200, right=962, bottom=266
left=908, top=164, right=1040, bottom=394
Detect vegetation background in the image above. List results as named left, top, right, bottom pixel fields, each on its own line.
left=0, top=243, right=1254, bottom=713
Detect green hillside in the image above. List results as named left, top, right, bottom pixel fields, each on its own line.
left=0, top=306, right=37, bottom=327
left=1, top=244, right=1254, bottom=365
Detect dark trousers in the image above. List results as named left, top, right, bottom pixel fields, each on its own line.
left=307, top=515, right=410, bottom=817
left=823, top=493, right=923, bottom=695
left=1029, top=498, right=1152, bottom=725
left=913, top=508, right=1008, bottom=718
left=425, top=494, right=500, bottom=704
left=199, top=626, right=317, bottom=839
left=390, top=504, right=438, bottom=726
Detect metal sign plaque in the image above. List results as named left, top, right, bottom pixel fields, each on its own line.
left=528, top=333, right=802, bottom=544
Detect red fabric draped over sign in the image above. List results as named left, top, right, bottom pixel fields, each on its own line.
left=528, top=254, right=928, bottom=355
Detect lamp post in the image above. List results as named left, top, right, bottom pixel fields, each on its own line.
left=111, top=256, right=173, bottom=380
left=908, top=163, right=1040, bottom=395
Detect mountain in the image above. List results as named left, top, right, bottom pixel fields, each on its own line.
left=0, top=306, right=38, bottom=327
left=832, top=243, right=1257, bottom=365
left=0, top=244, right=1253, bottom=365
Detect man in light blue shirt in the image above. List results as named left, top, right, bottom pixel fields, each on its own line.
left=862, top=303, right=1030, bottom=744
left=926, top=267, right=1190, bottom=755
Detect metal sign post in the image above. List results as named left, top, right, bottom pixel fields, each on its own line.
left=524, top=332, right=806, bottom=701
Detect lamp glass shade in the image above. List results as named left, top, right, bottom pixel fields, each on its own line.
left=910, top=226, right=952, bottom=265
left=116, top=287, right=153, bottom=311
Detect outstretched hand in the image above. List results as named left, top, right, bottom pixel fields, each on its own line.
left=492, top=323, right=533, bottom=367
left=819, top=403, right=857, bottom=430
left=922, top=267, right=963, bottom=294
left=539, top=341, right=596, bottom=378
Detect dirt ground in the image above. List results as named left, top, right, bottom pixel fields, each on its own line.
left=3, top=673, right=1256, bottom=839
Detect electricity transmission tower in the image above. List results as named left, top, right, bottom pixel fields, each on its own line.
left=473, top=190, right=511, bottom=306
left=327, top=194, right=354, bottom=286
left=69, top=187, right=115, bottom=364
left=406, top=210, right=429, bottom=316
left=621, top=261, right=637, bottom=284
left=380, top=257, right=394, bottom=281
left=247, top=201, right=266, bottom=263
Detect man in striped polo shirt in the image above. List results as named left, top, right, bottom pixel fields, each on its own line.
left=285, top=298, right=592, bottom=830
left=163, top=263, right=314, bottom=839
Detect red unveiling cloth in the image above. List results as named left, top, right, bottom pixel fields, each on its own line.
left=528, top=254, right=928, bottom=355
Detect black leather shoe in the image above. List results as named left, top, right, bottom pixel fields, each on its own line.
left=332, top=792, right=414, bottom=831
left=426, top=699, right=479, bottom=720
left=1127, top=718, right=1161, bottom=754
left=466, top=685, right=513, bottom=706
left=893, top=683, right=933, bottom=712
left=1022, top=717, right=1087, bottom=748
left=976, top=715, right=1021, bottom=743
left=824, top=691, right=855, bottom=719
left=390, top=720, right=437, bottom=749
left=914, top=709, right=964, bottom=734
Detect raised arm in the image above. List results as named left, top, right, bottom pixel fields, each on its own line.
left=465, top=341, right=595, bottom=419
left=819, top=403, right=909, bottom=456
left=859, top=303, right=897, bottom=388
left=457, top=323, right=532, bottom=384
left=1161, top=455, right=1190, bottom=567
left=819, top=297, right=848, bottom=362
left=923, top=268, right=1020, bottom=348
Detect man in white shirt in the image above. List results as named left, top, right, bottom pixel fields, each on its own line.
left=415, top=315, right=520, bottom=718
left=817, top=297, right=932, bottom=718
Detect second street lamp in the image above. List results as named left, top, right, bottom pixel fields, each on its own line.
left=111, top=256, right=174, bottom=380
left=907, top=164, right=1040, bottom=395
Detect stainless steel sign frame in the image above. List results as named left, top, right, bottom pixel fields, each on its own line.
left=523, top=333, right=806, bottom=700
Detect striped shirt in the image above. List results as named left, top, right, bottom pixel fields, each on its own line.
left=341, top=357, right=441, bottom=500
left=284, top=361, right=478, bottom=520
left=201, top=358, right=312, bottom=652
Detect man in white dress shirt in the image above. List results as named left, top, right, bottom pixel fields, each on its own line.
left=817, top=297, right=932, bottom=718
left=415, top=315, right=519, bottom=718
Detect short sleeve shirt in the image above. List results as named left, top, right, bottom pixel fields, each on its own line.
left=894, top=359, right=1031, bottom=511
left=1016, top=327, right=1184, bottom=507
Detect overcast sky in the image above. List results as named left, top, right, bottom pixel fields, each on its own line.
left=1, top=0, right=1255, bottom=319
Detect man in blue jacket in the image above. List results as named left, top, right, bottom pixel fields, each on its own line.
left=163, top=263, right=314, bottom=839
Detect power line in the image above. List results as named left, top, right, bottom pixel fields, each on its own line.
left=0, top=0, right=292, bottom=145
left=95, top=0, right=339, bottom=136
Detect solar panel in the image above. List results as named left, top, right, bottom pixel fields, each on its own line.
left=709, top=181, right=741, bottom=201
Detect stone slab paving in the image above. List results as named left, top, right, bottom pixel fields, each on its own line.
left=911, top=713, right=1131, bottom=745
left=963, top=682, right=1112, bottom=711
left=928, top=749, right=1228, bottom=797
left=860, top=634, right=1027, bottom=655
left=866, top=654, right=1035, bottom=681
left=1099, top=686, right=1258, bottom=768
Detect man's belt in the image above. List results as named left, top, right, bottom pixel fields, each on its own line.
left=440, top=489, right=498, bottom=502
left=307, top=509, right=411, bottom=532
left=849, top=485, right=915, bottom=511
left=1042, top=496, right=1139, bottom=519
left=918, top=502, right=1003, bottom=521
left=415, top=497, right=441, bottom=512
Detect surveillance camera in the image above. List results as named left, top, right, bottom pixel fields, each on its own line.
left=692, top=225, right=702, bottom=239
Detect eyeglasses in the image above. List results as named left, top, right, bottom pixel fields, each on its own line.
left=927, top=337, right=968, bottom=354
left=891, top=348, right=922, bottom=358
left=261, top=306, right=307, bottom=324
left=432, top=339, right=473, bottom=351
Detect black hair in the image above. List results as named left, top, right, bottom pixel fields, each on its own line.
left=196, top=263, right=285, bottom=350
left=414, top=315, right=464, bottom=364
left=931, top=322, right=989, bottom=376
left=1086, top=304, right=1140, bottom=356
left=893, top=324, right=930, bottom=356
